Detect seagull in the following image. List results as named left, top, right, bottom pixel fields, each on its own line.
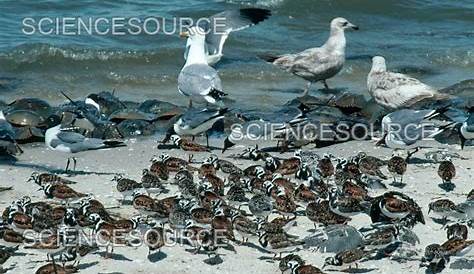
left=184, top=8, right=271, bottom=66
left=0, top=111, right=22, bottom=156
left=367, top=56, right=448, bottom=109
left=45, top=124, right=126, bottom=172
left=162, top=107, right=229, bottom=146
left=458, top=107, right=474, bottom=149
left=376, top=108, right=454, bottom=149
left=179, top=26, right=227, bottom=107
left=259, top=17, right=358, bottom=96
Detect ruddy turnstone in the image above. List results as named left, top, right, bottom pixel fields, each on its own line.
left=370, top=191, right=425, bottom=226
left=211, top=208, right=234, bottom=241
left=328, top=190, right=366, bottom=218
left=265, top=156, right=281, bottom=172
left=323, top=247, right=371, bottom=269
left=226, top=183, right=249, bottom=207
left=41, top=183, right=87, bottom=203
left=149, top=157, right=169, bottom=180
left=257, top=215, right=297, bottom=234
left=153, top=154, right=191, bottom=173
left=60, top=244, right=98, bottom=267
left=295, top=163, right=312, bottom=181
left=317, top=154, right=335, bottom=181
left=257, top=230, right=303, bottom=259
left=276, top=150, right=302, bottom=175
left=201, top=174, right=225, bottom=196
left=273, top=189, right=298, bottom=218
left=35, top=263, right=77, bottom=274
left=28, top=172, right=77, bottom=186
left=24, top=232, right=66, bottom=261
left=206, top=155, right=242, bottom=174
left=437, top=157, right=456, bottom=191
left=170, top=135, right=210, bottom=152
left=428, top=199, right=464, bottom=224
left=0, top=226, right=26, bottom=247
left=446, top=223, right=468, bottom=240
left=132, top=191, right=169, bottom=222
left=249, top=193, right=273, bottom=221
left=294, top=183, right=319, bottom=205
left=279, top=254, right=305, bottom=274
left=199, top=159, right=217, bottom=177
left=288, top=260, right=325, bottom=274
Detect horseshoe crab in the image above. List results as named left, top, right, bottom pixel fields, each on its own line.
left=330, top=92, right=367, bottom=115
left=85, top=91, right=127, bottom=116
left=7, top=98, right=52, bottom=119
left=109, top=109, right=160, bottom=123
left=5, top=110, right=46, bottom=142
left=138, top=99, right=183, bottom=120
left=117, top=119, right=154, bottom=137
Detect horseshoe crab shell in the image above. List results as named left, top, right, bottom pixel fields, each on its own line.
left=6, top=110, right=44, bottom=127
left=7, top=98, right=52, bottom=119
left=117, top=119, right=154, bottom=137
left=138, top=99, right=183, bottom=120
left=109, top=109, right=160, bottom=123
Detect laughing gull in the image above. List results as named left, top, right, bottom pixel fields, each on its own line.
left=179, top=26, right=227, bottom=107
left=458, top=107, right=474, bottom=149
left=377, top=109, right=453, bottom=149
left=367, top=56, right=448, bottom=109
left=162, top=107, right=229, bottom=146
left=184, top=8, right=271, bottom=65
left=0, top=111, right=22, bottom=156
left=259, top=17, right=359, bottom=96
left=45, top=124, right=126, bottom=172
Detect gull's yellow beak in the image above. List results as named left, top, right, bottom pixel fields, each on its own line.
left=179, top=31, right=189, bottom=38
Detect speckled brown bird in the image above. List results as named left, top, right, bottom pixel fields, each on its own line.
left=202, top=174, right=225, bottom=196
left=274, top=189, right=298, bottom=218
left=206, top=155, right=243, bottom=174
left=446, top=223, right=468, bottom=240
left=317, top=154, right=335, bottom=180
left=145, top=226, right=165, bottom=255
left=276, top=150, right=302, bottom=175
left=132, top=192, right=169, bottom=221
left=323, top=247, right=371, bottom=269
left=153, top=154, right=191, bottom=173
left=35, top=263, right=77, bottom=274
left=306, top=200, right=350, bottom=227
left=288, top=260, right=325, bottom=274
left=113, top=175, right=142, bottom=201
left=357, top=152, right=388, bottom=180
left=141, top=169, right=164, bottom=194
left=0, top=226, right=25, bottom=247
left=438, top=157, right=456, bottom=191
left=257, top=230, right=303, bottom=259
left=280, top=254, right=305, bottom=274
left=387, top=153, right=407, bottom=186
left=294, top=183, right=318, bottom=205
left=199, top=162, right=216, bottom=177
left=370, top=191, right=425, bottom=226
left=230, top=211, right=258, bottom=244
left=212, top=208, right=234, bottom=241
left=170, top=135, right=210, bottom=152
left=149, top=158, right=169, bottom=180
left=28, top=172, right=77, bottom=186
left=41, top=183, right=87, bottom=202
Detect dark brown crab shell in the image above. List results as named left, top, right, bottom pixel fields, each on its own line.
left=7, top=98, right=52, bottom=119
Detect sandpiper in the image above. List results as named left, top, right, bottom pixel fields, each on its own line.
left=437, top=157, right=456, bottom=191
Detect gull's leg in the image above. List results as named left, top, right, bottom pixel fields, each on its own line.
left=73, top=157, right=77, bottom=171
left=322, top=80, right=329, bottom=89
left=206, top=132, right=209, bottom=148
left=188, top=99, right=193, bottom=108
left=65, top=158, right=71, bottom=173
left=302, top=82, right=312, bottom=97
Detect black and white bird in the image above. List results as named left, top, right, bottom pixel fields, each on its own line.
left=0, top=111, right=22, bottom=156
left=458, top=107, right=474, bottom=149
left=162, top=108, right=228, bottom=146
left=184, top=8, right=271, bottom=66
left=45, top=124, right=125, bottom=172
left=179, top=26, right=227, bottom=107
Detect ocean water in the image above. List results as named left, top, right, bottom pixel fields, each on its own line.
left=0, top=0, right=473, bottom=110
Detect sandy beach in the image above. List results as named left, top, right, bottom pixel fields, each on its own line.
left=1, top=135, right=472, bottom=274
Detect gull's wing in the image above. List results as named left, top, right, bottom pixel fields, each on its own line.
left=371, top=71, right=438, bottom=108
left=56, top=130, right=86, bottom=144
left=202, top=8, right=271, bottom=55
left=273, top=48, right=333, bottom=78
left=180, top=108, right=224, bottom=129
left=178, top=64, right=223, bottom=96
left=465, top=113, right=474, bottom=131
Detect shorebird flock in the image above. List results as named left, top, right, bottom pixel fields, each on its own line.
left=0, top=6, right=473, bottom=274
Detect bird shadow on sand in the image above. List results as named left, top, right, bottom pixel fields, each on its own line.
left=407, top=157, right=437, bottom=165
left=326, top=268, right=378, bottom=273
left=147, top=251, right=167, bottom=262
left=0, top=160, right=119, bottom=176
left=242, top=242, right=270, bottom=254
left=97, top=252, right=133, bottom=261
left=203, top=255, right=224, bottom=265
left=157, top=144, right=221, bottom=151
left=78, top=261, right=99, bottom=270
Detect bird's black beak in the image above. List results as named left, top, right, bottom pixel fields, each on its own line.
left=222, top=137, right=235, bottom=153
left=352, top=25, right=359, bottom=30
left=375, top=133, right=388, bottom=146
